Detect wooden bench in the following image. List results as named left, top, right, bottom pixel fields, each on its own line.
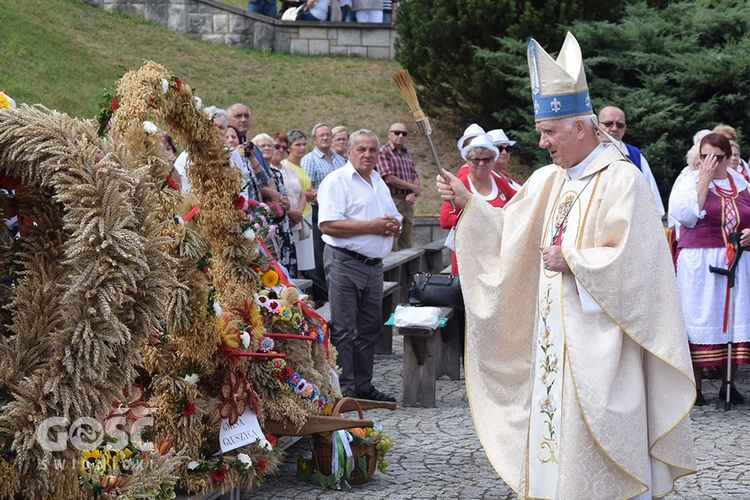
left=420, top=239, right=449, bottom=274
left=315, top=281, right=398, bottom=362
left=382, top=247, right=426, bottom=303
left=397, top=306, right=462, bottom=408
left=377, top=248, right=425, bottom=354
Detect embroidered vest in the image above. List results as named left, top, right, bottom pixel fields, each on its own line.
left=679, top=188, right=750, bottom=249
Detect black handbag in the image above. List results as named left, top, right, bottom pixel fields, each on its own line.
left=409, top=272, right=464, bottom=310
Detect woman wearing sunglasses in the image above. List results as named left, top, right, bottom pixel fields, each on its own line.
left=487, top=128, right=523, bottom=192
left=668, top=132, right=750, bottom=406
left=440, top=133, right=516, bottom=274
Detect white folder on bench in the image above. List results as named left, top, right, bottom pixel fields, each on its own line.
left=394, top=305, right=441, bottom=329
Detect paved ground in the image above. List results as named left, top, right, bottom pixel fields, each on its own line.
left=242, top=335, right=750, bottom=499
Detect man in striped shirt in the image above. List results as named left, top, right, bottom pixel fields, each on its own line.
left=377, top=122, right=421, bottom=251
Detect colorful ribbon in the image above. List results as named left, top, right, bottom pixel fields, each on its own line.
left=331, top=430, right=353, bottom=489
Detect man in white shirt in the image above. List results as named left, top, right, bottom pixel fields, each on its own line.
left=318, top=129, right=402, bottom=402
left=598, top=106, right=665, bottom=218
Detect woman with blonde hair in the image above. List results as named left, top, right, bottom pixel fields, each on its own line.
left=331, top=125, right=349, bottom=159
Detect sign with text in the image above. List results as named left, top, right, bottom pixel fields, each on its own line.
left=219, top=407, right=264, bottom=453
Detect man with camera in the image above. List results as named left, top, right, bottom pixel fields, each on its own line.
left=228, top=102, right=277, bottom=202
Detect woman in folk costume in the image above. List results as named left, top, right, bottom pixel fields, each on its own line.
left=669, top=132, right=750, bottom=406
left=436, top=32, right=696, bottom=499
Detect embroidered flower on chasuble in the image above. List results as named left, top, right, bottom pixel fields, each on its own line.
left=538, top=284, right=559, bottom=464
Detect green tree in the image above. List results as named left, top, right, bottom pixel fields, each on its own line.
left=479, top=1, right=750, bottom=196
left=573, top=0, right=750, bottom=200
left=394, top=0, right=624, bottom=126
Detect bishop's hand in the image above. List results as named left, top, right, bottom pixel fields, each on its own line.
left=436, top=169, right=470, bottom=209
left=540, top=245, right=570, bottom=273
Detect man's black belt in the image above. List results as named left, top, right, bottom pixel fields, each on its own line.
left=331, top=246, right=382, bottom=266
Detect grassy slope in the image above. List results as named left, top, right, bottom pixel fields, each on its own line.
left=0, top=0, right=503, bottom=215
left=222, top=0, right=251, bottom=9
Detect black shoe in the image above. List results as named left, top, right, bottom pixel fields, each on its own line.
left=704, top=366, right=722, bottom=380
left=342, top=389, right=357, bottom=399
left=356, top=387, right=396, bottom=403
left=719, top=386, right=745, bottom=404
left=695, top=390, right=706, bottom=407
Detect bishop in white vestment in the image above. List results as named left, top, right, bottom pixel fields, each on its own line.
left=438, top=33, right=696, bottom=499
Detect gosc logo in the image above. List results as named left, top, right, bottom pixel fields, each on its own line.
left=36, top=407, right=154, bottom=452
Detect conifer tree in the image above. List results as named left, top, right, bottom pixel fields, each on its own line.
left=395, top=0, right=624, bottom=125
left=481, top=1, right=750, bottom=196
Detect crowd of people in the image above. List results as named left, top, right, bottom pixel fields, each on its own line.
left=248, top=0, right=400, bottom=23
left=154, top=29, right=749, bottom=494
left=164, top=90, right=750, bottom=416
left=166, top=104, right=423, bottom=402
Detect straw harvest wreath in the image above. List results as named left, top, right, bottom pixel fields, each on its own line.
left=0, top=62, right=339, bottom=498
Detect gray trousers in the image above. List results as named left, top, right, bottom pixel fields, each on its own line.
left=323, top=245, right=383, bottom=393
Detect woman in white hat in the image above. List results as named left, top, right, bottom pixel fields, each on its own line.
left=439, top=133, right=516, bottom=273
left=453, top=123, right=486, bottom=189
left=487, top=128, right=523, bottom=192
left=456, top=127, right=523, bottom=192
left=456, top=123, right=485, bottom=151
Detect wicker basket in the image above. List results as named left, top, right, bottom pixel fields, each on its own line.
left=313, top=398, right=378, bottom=484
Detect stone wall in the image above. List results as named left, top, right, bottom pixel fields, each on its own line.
left=83, top=0, right=396, bottom=58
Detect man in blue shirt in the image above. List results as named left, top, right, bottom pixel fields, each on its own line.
left=302, top=123, right=346, bottom=304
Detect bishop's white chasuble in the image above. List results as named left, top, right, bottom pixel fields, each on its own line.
left=456, top=144, right=696, bottom=499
